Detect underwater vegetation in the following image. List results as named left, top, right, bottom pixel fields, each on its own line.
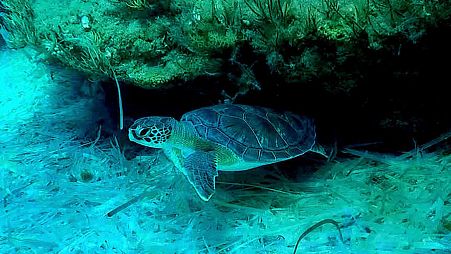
left=1, top=0, right=450, bottom=252
left=0, top=47, right=449, bottom=251
left=1, top=0, right=450, bottom=93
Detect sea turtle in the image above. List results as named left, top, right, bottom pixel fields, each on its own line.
left=128, top=104, right=327, bottom=201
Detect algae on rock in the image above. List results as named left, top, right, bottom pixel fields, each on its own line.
left=1, top=0, right=450, bottom=91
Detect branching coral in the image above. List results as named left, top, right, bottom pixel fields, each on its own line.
left=244, top=0, right=296, bottom=51
left=0, top=0, right=37, bottom=48
left=172, top=0, right=243, bottom=53
left=245, top=0, right=293, bottom=26
left=42, top=31, right=112, bottom=76
left=125, top=0, right=153, bottom=10
left=7, top=0, right=450, bottom=91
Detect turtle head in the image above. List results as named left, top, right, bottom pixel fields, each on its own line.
left=128, top=116, right=176, bottom=148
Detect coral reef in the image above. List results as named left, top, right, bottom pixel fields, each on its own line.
left=1, top=0, right=450, bottom=91
left=0, top=0, right=37, bottom=48
left=1, top=8, right=450, bottom=252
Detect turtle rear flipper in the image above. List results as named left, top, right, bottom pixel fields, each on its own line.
left=311, top=142, right=337, bottom=162
left=183, top=152, right=218, bottom=201
left=310, top=143, right=329, bottom=159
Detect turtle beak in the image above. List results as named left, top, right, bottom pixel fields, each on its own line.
left=128, top=128, right=139, bottom=142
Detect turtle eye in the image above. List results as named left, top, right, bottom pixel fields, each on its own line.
left=138, top=128, right=149, bottom=137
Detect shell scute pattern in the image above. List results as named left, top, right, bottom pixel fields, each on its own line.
left=229, top=139, right=247, bottom=155
left=206, top=128, right=230, bottom=145
left=197, top=108, right=220, bottom=125
left=194, top=124, right=208, bottom=137
left=260, top=150, right=276, bottom=161
left=243, top=147, right=261, bottom=161
left=181, top=104, right=316, bottom=162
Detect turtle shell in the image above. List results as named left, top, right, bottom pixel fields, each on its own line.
left=180, top=104, right=316, bottom=162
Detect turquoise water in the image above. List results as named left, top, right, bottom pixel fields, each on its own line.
left=1, top=44, right=449, bottom=254
left=1, top=0, right=450, bottom=253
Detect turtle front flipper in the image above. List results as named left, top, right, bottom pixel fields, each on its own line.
left=183, top=152, right=218, bottom=201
